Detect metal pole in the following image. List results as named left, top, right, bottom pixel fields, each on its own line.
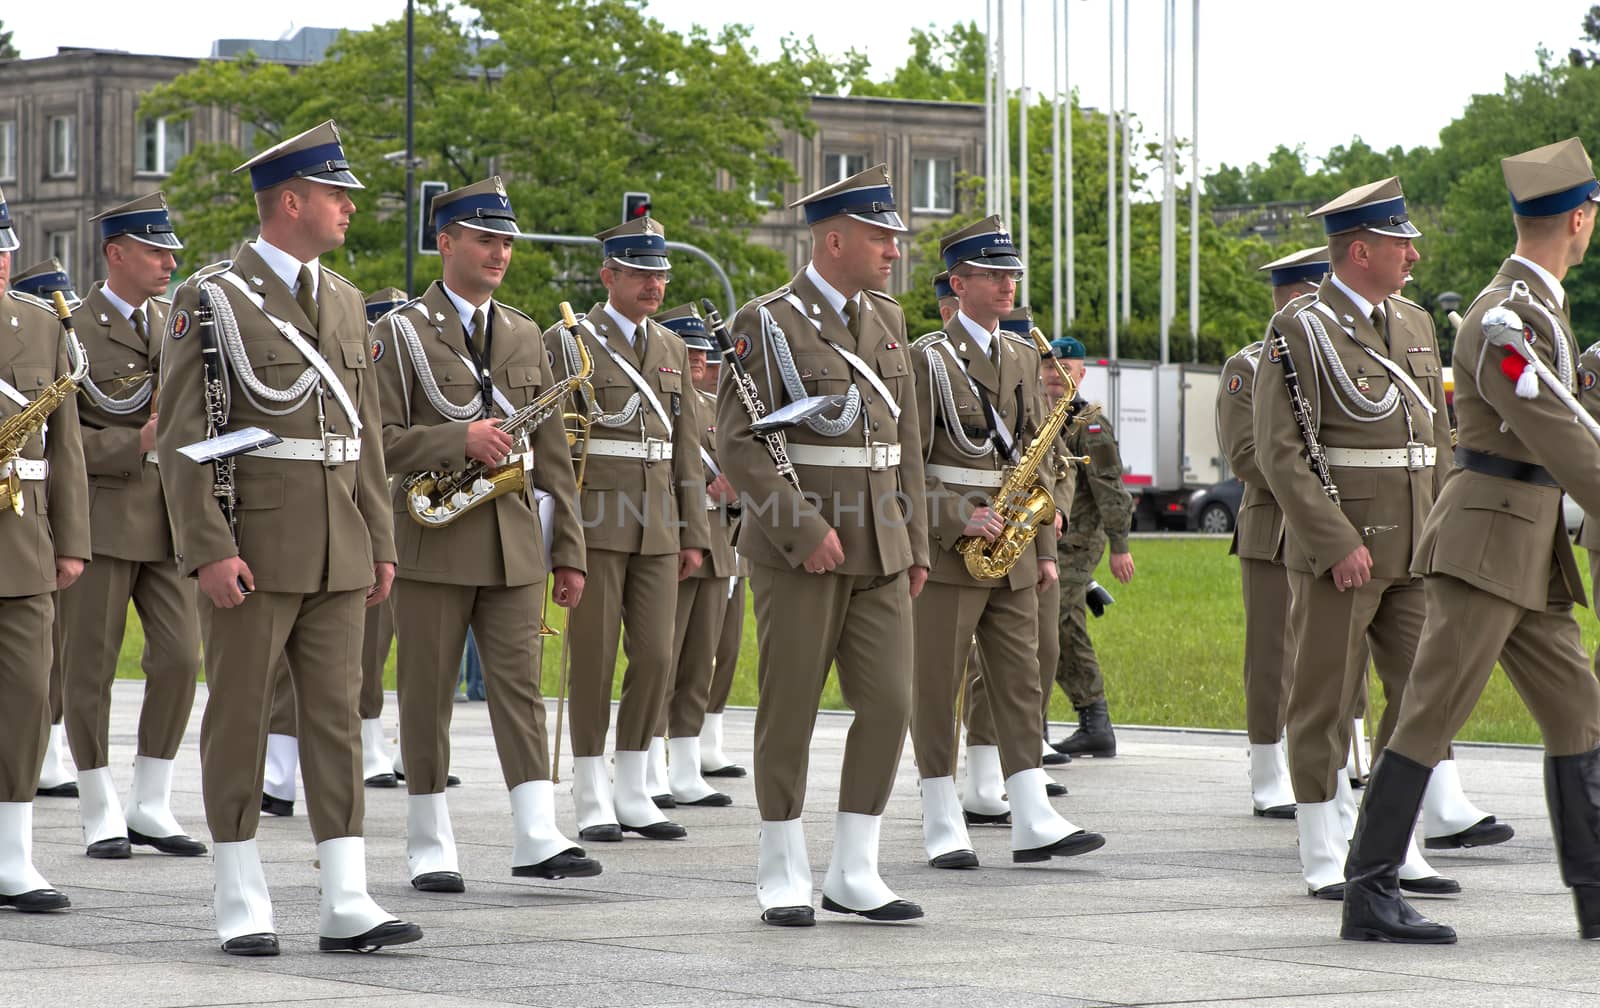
left=1190, top=0, right=1200, bottom=361
left=1064, top=0, right=1075, bottom=325
left=985, top=0, right=995, bottom=216
left=998, top=0, right=1010, bottom=230
left=1159, top=0, right=1174, bottom=365
left=404, top=0, right=416, bottom=297
left=1120, top=0, right=1130, bottom=323
left=1020, top=2, right=1030, bottom=299
left=1051, top=0, right=1061, bottom=336
left=1106, top=0, right=1117, bottom=362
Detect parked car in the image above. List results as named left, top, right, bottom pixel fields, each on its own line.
left=1187, top=478, right=1243, bottom=534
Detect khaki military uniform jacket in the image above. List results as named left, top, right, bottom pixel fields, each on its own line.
left=1420, top=258, right=1597, bottom=611
left=0, top=290, right=90, bottom=596
left=1062, top=402, right=1133, bottom=555
left=689, top=386, right=739, bottom=579
left=377, top=282, right=585, bottom=587
left=71, top=284, right=174, bottom=563
left=1218, top=341, right=1284, bottom=562
left=716, top=270, right=928, bottom=576
left=1253, top=276, right=1451, bottom=579
left=1576, top=339, right=1600, bottom=551
left=156, top=243, right=396, bottom=591
left=911, top=317, right=1056, bottom=591
left=542, top=303, right=709, bottom=558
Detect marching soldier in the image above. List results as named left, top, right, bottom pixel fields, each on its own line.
left=376, top=177, right=596, bottom=892
left=716, top=164, right=928, bottom=926
left=1217, top=245, right=1330, bottom=819
left=1343, top=138, right=1600, bottom=944
left=60, top=194, right=206, bottom=860
left=697, top=333, right=748, bottom=781
left=1252, top=177, right=1461, bottom=899
left=11, top=259, right=81, bottom=306
left=933, top=269, right=957, bottom=322
left=0, top=186, right=90, bottom=913
left=909, top=234, right=1103, bottom=872
left=654, top=304, right=737, bottom=807
left=543, top=216, right=710, bottom=843
left=1049, top=338, right=1134, bottom=758
left=157, top=121, right=420, bottom=955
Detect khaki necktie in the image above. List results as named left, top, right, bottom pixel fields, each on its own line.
left=295, top=265, right=318, bottom=328
left=469, top=308, right=487, bottom=359
left=130, top=307, right=147, bottom=341
left=843, top=298, right=861, bottom=340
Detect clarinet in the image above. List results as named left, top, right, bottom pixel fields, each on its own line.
left=196, top=287, right=240, bottom=544
left=1269, top=325, right=1340, bottom=504
left=699, top=298, right=802, bottom=494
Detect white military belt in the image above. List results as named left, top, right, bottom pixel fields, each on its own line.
left=247, top=435, right=362, bottom=467
left=925, top=463, right=1005, bottom=489
left=0, top=458, right=48, bottom=481
left=786, top=442, right=903, bottom=471
left=1324, top=444, right=1436, bottom=470
left=585, top=437, right=673, bottom=462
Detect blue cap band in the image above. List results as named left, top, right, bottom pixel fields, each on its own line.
left=433, top=191, right=518, bottom=233
left=249, top=141, right=351, bottom=192
left=802, top=184, right=898, bottom=226
left=366, top=299, right=406, bottom=322
left=0, top=200, right=11, bottom=230
left=1268, top=261, right=1330, bottom=287
left=658, top=314, right=706, bottom=337
left=1322, top=195, right=1410, bottom=235
left=933, top=275, right=953, bottom=300
left=942, top=231, right=1023, bottom=271
left=604, top=232, right=669, bottom=264
left=99, top=208, right=175, bottom=242
left=1510, top=179, right=1600, bottom=217
left=14, top=270, right=73, bottom=296
left=998, top=318, right=1031, bottom=335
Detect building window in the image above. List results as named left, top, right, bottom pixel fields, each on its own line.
left=47, top=115, right=76, bottom=178
left=913, top=157, right=955, bottom=214
left=46, top=230, right=75, bottom=285
left=137, top=117, right=189, bottom=175
left=0, top=122, right=15, bottom=182
left=823, top=152, right=866, bottom=187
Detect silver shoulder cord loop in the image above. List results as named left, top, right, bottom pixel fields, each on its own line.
left=200, top=278, right=320, bottom=418
left=927, top=344, right=994, bottom=459
left=564, top=324, right=641, bottom=428
left=1297, top=307, right=1399, bottom=423
left=1507, top=280, right=1575, bottom=390
left=80, top=367, right=153, bottom=415
left=758, top=303, right=861, bottom=436
left=394, top=311, right=482, bottom=422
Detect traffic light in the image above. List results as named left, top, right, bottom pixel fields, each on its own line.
left=622, top=191, right=651, bottom=223
left=418, top=180, right=447, bottom=255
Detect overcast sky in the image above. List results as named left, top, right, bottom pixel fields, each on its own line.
left=5, top=1, right=1590, bottom=173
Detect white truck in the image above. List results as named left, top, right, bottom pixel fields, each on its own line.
left=1076, top=359, right=1226, bottom=530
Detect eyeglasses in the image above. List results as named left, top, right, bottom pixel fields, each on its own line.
left=956, top=270, right=1022, bottom=285
left=614, top=268, right=671, bottom=286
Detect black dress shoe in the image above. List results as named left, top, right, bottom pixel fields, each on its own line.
left=0, top=888, right=70, bottom=912
left=963, top=810, right=1011, bottom=827
left=579, top=824, right=623, bottom=843
left=1399, top=875, right=1461, bottom=896
left=820, top=896, right=923, bottom=922
left=1310, top=883, right=1345, bottom=900
left=703, top=764, right=747, bottom=778
left=761, top=905, right=815, bottom=927
left=221, top=933, right=280, bottom=956
left=651, top=794, right=677, bottom=809
left=1253, top=804, right=1296, bottom=820
left=365, top=773, right=398, bottom=789
left=1042, top=751, right=1072, bottom=767
left=513, top=848, right=602, bottom=880
left=677, top=791, right=733, bottom=807
left=929, top=850, right=979, bottom=869
left=86, top=837, right=131, bottom=859
left=318, top=919, right=423, bottom=953
left=261, top=794, right=294, bottom=817
left=1013, top=830, right=1105, bottom=863
left=35, top=782, right=78, bottom=798
left=1045, top=782, right=1069, bottom=798
left=1425, top=816, right=1514, bottom=850
left=129, top=829, right=207, bottom=857
left=621, top=820, right=687, bottom=840
left=411, top=871, right=465, bottom=893
left=447, top=774, right=461, bottom=787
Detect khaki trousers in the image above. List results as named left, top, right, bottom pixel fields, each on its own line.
left=663, top=576, right=727, bottom=739
left=913, top=579, right=1042, bottom=780
left=1285, top=570, right=1423, bottom=802
left=566, top=548, right=677, bottom=756
left=1390, top=574, right=1600, bottom=765
left=1, top=593, right=54, bottom=801
left=706, top=577, right=744, bottom=715
left=200, top=589, right=366, bottom=844
left=394, top=579, right=549, bottom=794
left=1238, top=557, right=1292, bottom=745
left=750, top=563, right=912, bottom=820
left=360, top=597, right=393, bottom=720
left=1056, top=534, right=1107, bottom=707
left=268, top=654, right=295, bottom=736
left=61, top=555, right=200, bottom=768
left=966, top=576, right=1060, bottom=746
left=48, top=592, right=63, bottom=724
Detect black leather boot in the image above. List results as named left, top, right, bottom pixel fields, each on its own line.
left=1544, top=747, right=1600, bottom=940
left=1052, top=700, right=1116, bottom=758
left=1340, top=751, right=1456, bottom=944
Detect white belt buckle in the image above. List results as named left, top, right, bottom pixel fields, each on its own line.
left=1405, top=442, right=1426, bottom=471
left=867, top=443, right=894, bottom=471
left=323, top=434, right=352, bottom=467
left=645, top=437, right=669, bottom=462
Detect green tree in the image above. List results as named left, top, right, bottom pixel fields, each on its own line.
left=848, top=21, right=986, bottom=102
left=142, top=0, right=827, bottom=321
left=0, top=19, right=18, bottom=60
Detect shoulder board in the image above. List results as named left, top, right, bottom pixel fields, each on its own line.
left=999, top=331, right=1034, bottom=350
left=497, top=303, right=536, bottom=324
left=863, top=289, right=899, bottom=306
left=1392, top=293, right=1424, bottom=310
left=320, top=265, right=355, bottom=289
left=184, top=260, right=233, bottom=287
left=745, top=286, right=792, bottom=312
left=911, top=330, right=947, bottom=350
left=5, top=289, right=50, bottom=309
left=1584, top=340, right=1600, bottom=359
left=151, top=293, right=172, bottom=305
left=396, top=295, right=428, bottom=314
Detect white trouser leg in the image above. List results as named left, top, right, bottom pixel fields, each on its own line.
left=214, top=839, right=274, bottom=942
left=0, top=803, right=52, bottom=896
left=919, top=777, right=974, bottom=861
left=756, top=818, right=812, bottom=910
left=77, top=766, right=127, bottom=845
left=126, top=755, right=189, bottom=838
left=668, top=737, right=720, bottom=803
left=511, top=780, right=578, bottom=868
left=1296, top=799, right=1347, bottom=894
left=406, top=792, right=458, bottom=879
left=613, top=750, right=667, bottom=828
left=961, top=745, right=1009, bottom=816
left=700, top=712, right=736, bottom=771
left=360, top=720, right=392, bottom=781
left=37, top=724, right=75, bottom=790
left=317, top=837, right=391, bottom=939
left=1250, top=741, right=1296, bottom=813
left=571, top=756, right=617, bottom=832
left=646, top=737, right=670, bottom=797
left=822, top=812, right=900, bottom=912
left=1421, top=759, right=1490, bottom=837
left=263, top=734, right=299, bottom=802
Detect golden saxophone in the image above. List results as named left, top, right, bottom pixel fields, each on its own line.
left=0, top=292, right=89, bottom=516
left=957, top=326, right=1094, bottom=580
left=403, top=301, right=595, bottom=527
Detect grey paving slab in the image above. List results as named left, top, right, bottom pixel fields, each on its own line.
left=4, top=681, right=1596, bottom=1008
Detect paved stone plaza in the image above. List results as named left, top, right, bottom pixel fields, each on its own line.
left=3, top=681, right=1595, bottom=1007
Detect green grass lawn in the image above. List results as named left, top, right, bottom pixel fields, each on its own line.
left=115, top=538, right=1591, bottom=745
